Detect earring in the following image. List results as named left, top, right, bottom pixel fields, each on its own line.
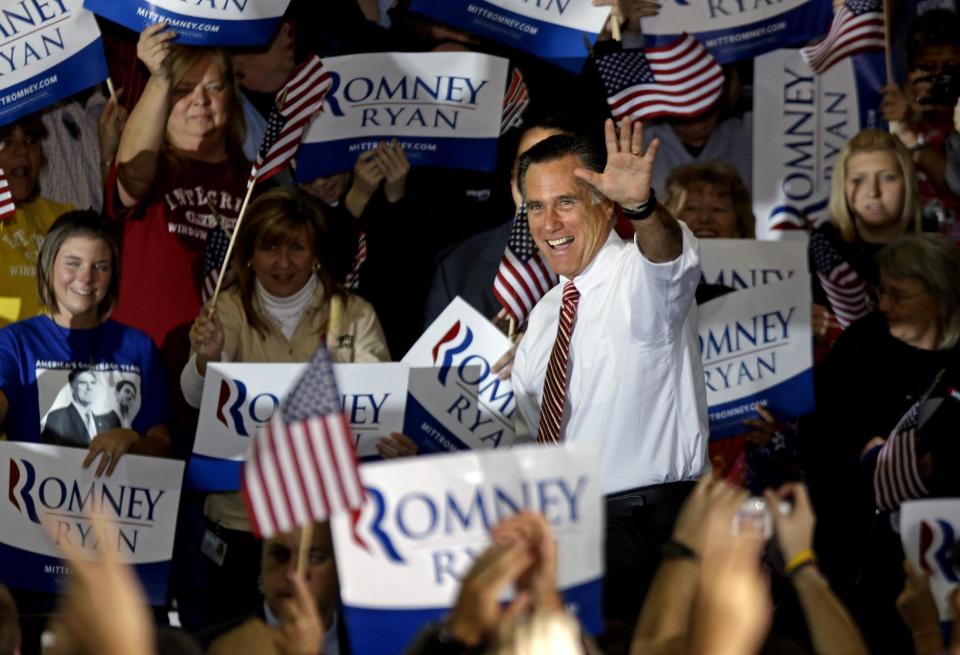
left=247, top=261, right=252, bottom=268
left=314, top=262, right=321, bottom=273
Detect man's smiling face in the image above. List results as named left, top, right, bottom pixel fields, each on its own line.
left=524, top=154, right=613, bottom=278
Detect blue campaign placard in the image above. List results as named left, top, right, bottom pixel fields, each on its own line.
left=0, top=2, right=108, bottom=126
left=642, top=0, right=833, bottom=64
left=410, top=0, right=610, bottom=73
left=83, top=0, right=290, bottom=46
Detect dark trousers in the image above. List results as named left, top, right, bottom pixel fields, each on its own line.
left=602, top=481, right=695, bottom=629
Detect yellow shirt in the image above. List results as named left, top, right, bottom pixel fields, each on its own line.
left=0, top=197, right=74, bottom=327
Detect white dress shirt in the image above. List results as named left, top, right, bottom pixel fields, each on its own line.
left=512, top=223, right=709, bottom=495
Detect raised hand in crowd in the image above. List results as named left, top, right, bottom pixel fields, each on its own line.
left=344, top=149, right=384, bottom=217
left=378, top=140, right=411, bottom=203
left=407, top=512, right=567, bottom=653
left=592, top=0, right=660, bottom=31
left=116, top=22, right=177, bottom=206
left=97, top=88, right=128, bottom=175
left=188, top=305, right=225, bottom=376
left=766, top=482, right=868, bottom=655
left=688, top=487, right=771, bottom=655
left=630, top=475, right=747, bottom=655
left=375, top=432, right=418, bottom=459
left=273, top=571, right=325, bottom=655
left=896, top=561, right=943, bottom=655
left=881, top=83, right=923, bottom=148
left=52, top=513, right=157, bottom=655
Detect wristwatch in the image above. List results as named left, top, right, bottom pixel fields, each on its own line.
left=621, top=188, right=657, bottom=221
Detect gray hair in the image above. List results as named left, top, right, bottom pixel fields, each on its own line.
left=876, top=233, right=960, bottom=349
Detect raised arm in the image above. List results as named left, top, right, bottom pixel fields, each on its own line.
left=766, top=483, right=868, bottom=655
left=115, top=23, right=177, bottom=208
left=574, top=118, right=682, bottom=263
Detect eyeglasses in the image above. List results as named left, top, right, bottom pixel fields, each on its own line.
left=876, top=286, right=929, bottom=305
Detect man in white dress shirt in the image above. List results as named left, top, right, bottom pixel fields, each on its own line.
left=511, top=119, right=709, bottom=625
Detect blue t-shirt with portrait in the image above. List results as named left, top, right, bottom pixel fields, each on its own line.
left=0, top=316, right=171, bottom=446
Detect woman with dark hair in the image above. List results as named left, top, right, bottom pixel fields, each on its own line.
left=178, top=186, right=397, bottom=630
left=106, top=23, right=249, bottom=387
left=0, top=210, right=171, bottom=474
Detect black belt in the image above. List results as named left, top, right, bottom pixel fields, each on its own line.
left=605, top=480, right=696, bottom=512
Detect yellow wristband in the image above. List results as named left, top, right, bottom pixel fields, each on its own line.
left=784, top=549, right=816, bottom=576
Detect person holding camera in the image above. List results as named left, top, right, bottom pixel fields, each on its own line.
left=880, top=9, right=960, bottom=238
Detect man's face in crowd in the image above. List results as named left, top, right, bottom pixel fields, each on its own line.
left=524, top=155, right=613, bottom=279
left=0, top=125, right=44, bottom=203
left=231, top=22, right=296, bottom=93
left=261, top=524, right=339, bottom=629
left=71, top=372, right=96, bottom=407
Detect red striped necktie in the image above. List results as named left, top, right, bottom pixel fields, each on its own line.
left=537, top=281, right=580, bottom=444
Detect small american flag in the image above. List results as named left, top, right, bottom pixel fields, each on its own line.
left=201, top=226, right=231, bottom=304
left=594, top=33, right=724, bottom=122
left=493, top=207, right=558, bottom=324
left=500, top=68, right=530, bottom=135
left=343, top=230, right=367, bottom=290
left=0, top=168, right=16, bottom=221
left=242, top=344, right=365, bottom=538
left=810, top=233, right=869, bottom=328
left=872, top=370, right=944, bottom=511
left=249, top=55, right=333, bottom=186
left=800, top=0, right=885, bottom=74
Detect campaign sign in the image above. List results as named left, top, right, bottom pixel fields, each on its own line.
left=0, top=0, right=107, bottom=126
left=331, top=445, right=604, bottom=655
left=901, top=499, right=960, bottom=625
left=82, top=0, right=291, bottom=46
left=698, top=275, right=813, bottom=438
left=0, top=442, right=184, bottom=605
left=295, top=52, right=508, bottom=179
left=753, top=48, right=886, bottom=239
left=403, top=297, right=516, bottom=454
left=699, top=238, right=809, bottom=290
left=642, top=0, right=832, bottom=64
left=189, top=362, right=408, bottom=490
left=409, top=0, right=609, bottom=73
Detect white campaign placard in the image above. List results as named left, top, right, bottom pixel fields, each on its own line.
left=402, top=297, right=516, bottom=453
left=698, top=275, right=813, bottom=437
left=331, top=445, right=604, bottom=655
left=0, top=0, right=108, bottom=125
left=901, top=499, right=960, bottom=622
left=0, top=442, right=184, bottom=604
left=296, top=52, right=508, bottom=179
left=699, top=238, right=809, bottom=289
left=752, top=48, right=886, bottom=239
left=409, top=0, right=608, bottom=73
left=189, top=362, right=409, bottom=490
left=83, top=0, right=291, bottom=46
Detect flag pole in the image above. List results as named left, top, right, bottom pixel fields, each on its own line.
left=508, top=317, right=516, bottom=341
left=208, top=180, right=256, bottom=308
left=297, top=522, right=314, bottom=576
left=609, top=13, right=621, bottom=42
left=106, top=76, right=117, bottom=100
left=882, top=0, right=894, bottom=84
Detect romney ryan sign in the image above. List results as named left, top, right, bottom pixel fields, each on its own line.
left=295, top=52, right=508, bottom=179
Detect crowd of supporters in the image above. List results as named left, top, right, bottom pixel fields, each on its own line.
left=1, top=1, right=959, bottom=654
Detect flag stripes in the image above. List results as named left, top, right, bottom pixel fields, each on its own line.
left=800, top=0, right=884, bottom=74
